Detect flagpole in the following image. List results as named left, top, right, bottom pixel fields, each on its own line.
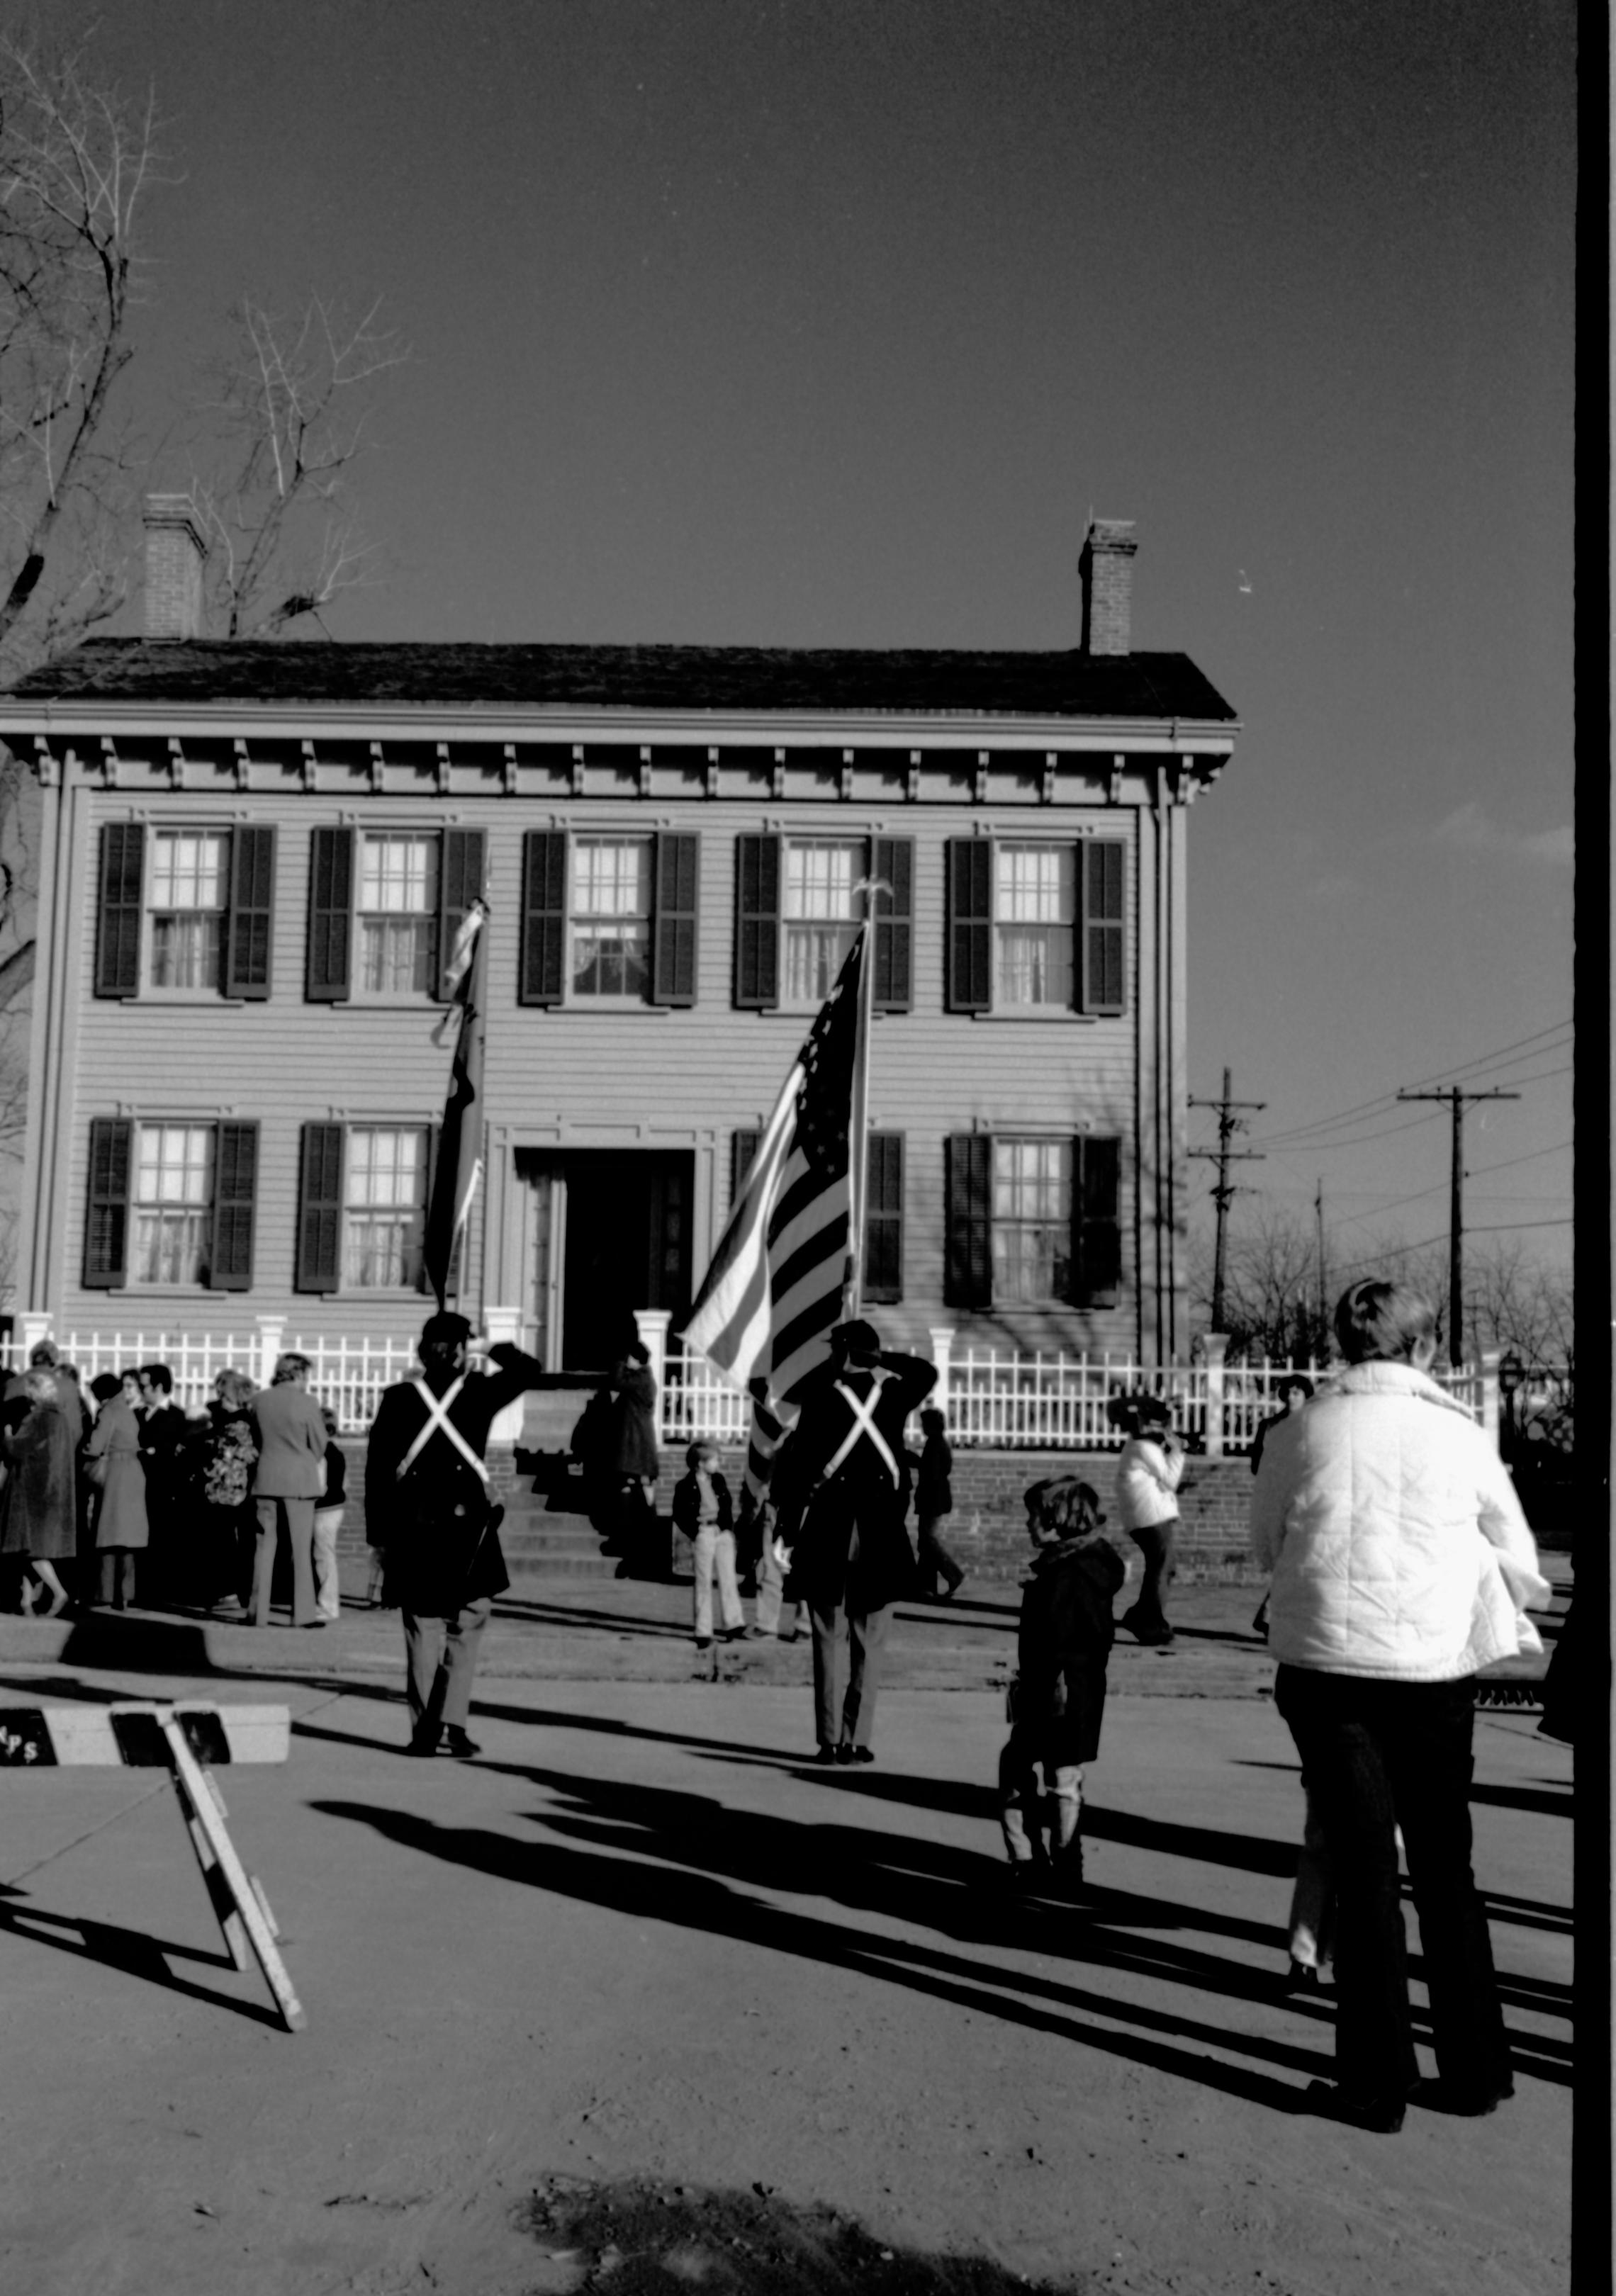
left=844, top=886, right=881, bottom=1317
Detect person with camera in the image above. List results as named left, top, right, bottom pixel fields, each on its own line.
left=365, top=1312, right=544, bottom=1758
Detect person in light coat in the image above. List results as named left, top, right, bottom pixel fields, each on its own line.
left=1250, top=1277, right=1548, bottom=2133
left=1112, top=1397, right=1185, bottom=1643
left=249, top=1354, right=330, bottom=1629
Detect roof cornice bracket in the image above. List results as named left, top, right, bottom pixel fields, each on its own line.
left=840, top=748, right=855, bottom=801
left=502, top=743, right=518, bottom=797
left=435, top=741, right=451, bottom=795
left=99, top=737, right=118, bottom=789
left=773, top=747, right=787, bottom=800
left=1041, top=751, right=1057, bottom=806
left=166, top=737, right=186, bottom=790
left=32, top=737, right=59, bottom=790
left=907, top=749, right=921, bottom=804
left=571, top=743, right=586, bottom=798
left=706, top=746, right=720, bottom=799
left=1108, top=753, right=1125, bottom=805
left=232, top=738, right=252, bottom=791
left=301, top=739, right=319, bottom=794
left=369, top=740, right=386, bottom=795
left=639, top=744, right=653, bottom=798
left=975, top=750, right=989, bottom=804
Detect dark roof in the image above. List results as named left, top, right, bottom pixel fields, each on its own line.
left=6, top=638, right=1236, bottom=721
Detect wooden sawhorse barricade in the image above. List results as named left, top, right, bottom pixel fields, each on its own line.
left=0, top=1701, right=305, bottom=2032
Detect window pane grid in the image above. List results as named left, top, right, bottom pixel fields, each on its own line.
left=149, top=831, right=227, bottom=990
left=343, top=1126, right=426, bottom=1288
left=996, top=844, right=1074, bottom=1007
left=360, top=835, right=437, bottom=915
left=991, top=1138, right=1072, bottom=1302
left=571, top=837, right=651, bottom=997
left=784, top=838, right=860, bottom=1000
left=133, top=1123, right=214, bottom=1284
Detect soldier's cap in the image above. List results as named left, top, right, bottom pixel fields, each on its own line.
left=829, top=1319, right=880, bottom=1361
left=420, top=1310, right=473, bottom=1353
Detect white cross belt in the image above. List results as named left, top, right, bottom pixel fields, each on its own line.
left=821, top=1379, right=900, bottom=1488
left=395, top=1375, right=490, bottom=1485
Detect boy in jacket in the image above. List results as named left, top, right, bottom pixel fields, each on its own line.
left=1000, top=1478, right=1130, bottom=1891
left=670, top=1441, right=743, bottom=1649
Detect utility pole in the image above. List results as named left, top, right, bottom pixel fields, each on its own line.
left=1396, top=1085, right=1522, bottom=1366
left=1315, top=1178, right=1328, bottom=1334
left=1189, top=1067, right=1266, bottom=1332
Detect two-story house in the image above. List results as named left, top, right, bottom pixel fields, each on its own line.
left=3, top=511, right=1236, bottom=1380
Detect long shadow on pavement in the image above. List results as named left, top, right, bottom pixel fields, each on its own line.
left=0, top=1893, right=285, bottom=2028
left=310, top=1779, right=1320, bottom=2116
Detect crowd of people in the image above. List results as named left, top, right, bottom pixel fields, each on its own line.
left=9, top=1273, right=1551, bottom=2139
left=0, top=1343, right=348, bottom=1626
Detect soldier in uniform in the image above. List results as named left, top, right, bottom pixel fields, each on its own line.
left=785, top=1317, right=936, bottom=1765
left=365, top=1312, right=544, bottom=1757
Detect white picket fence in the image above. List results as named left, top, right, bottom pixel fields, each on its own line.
left=654, top=1336, right=1500, bottom=1456
left=2, top=1328, right=417, bottom=1434
left=4, top=1317, right=1503, bottom=1452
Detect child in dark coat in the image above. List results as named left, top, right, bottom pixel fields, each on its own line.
left=999, top=1477, right=1130, bottom=1891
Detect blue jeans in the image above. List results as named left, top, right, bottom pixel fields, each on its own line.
left=1274, top=1665, right=1511, bottom=2104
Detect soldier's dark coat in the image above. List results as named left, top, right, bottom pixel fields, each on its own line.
left=364, top=1344, right=544, bottom=1614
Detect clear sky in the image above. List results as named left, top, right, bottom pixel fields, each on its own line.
left=38, top=0, right=1577, bottom=1279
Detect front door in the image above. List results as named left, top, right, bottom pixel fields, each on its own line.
left=520, top=1150, right=692, bottom=1376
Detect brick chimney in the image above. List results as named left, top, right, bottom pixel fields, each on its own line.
left=1079, top=517, right=1138, bottom=655
left=143, top=495, right=207, bottom=639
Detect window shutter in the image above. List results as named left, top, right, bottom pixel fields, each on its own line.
left=295, top=1122, right=344, bottom=1293
left=871, top=837, right=914, bottom=1013
left=863, top=1131, right=904, bottom=1304
left=652, top=831, right=700, bottom=1007
left=436, top=829, right=486, bottom=1001
left=1074, top=1135, right=1123, bottom=1307
left=84, top=1116, right=133, bottom=1289
left=223, top=826, right=276, bottom=1001
left=946, top=840, right=992, bottom=1012
left=944, top=1132, right=992, bottom=1307
left=734, top=833, right=780, bottom=1010
left=731, top=1128, right=762, bottom=1201
left=94, top=823, right=145, bottom=998
left=209, top=1121, right=259, bottom=1290
left=1080, top=838, right=1126, bottom=1015
left=520, top=831, right=567, bottom=1005
left=305, top=826, right=354, bottom=1003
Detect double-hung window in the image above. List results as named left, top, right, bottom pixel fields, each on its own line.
left=305, top=826, right=484, bottom=1003
left=734, top=833, right=914, bottom=1011
left=946, top=836, right=1126, bottom=1015
left=357, top=833, right=439, bottom=995
left=94, top=823, right=276, bottom=1000
left=83, top=1117, right=259, bottom=1290
left=946, top=1132, right=1122, bottom=1310
left=294, top=1122, right=431, bottom=1293
left=519, top=830, right=698, bottom=1007
left=782, top=838, right=863, bottom=1002
left=570, top=836, right=653, bottom=998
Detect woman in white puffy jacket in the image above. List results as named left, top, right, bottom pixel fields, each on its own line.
left=1250, top=1277, right=1547, bottom=2134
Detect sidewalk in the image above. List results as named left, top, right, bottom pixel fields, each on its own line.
left=0, top=1550, right=1568, bottom=1700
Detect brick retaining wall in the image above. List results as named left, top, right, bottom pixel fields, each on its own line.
left=330, top=1438, right=1269, bottom=1582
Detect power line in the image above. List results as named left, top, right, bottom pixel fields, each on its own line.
left=1240, top=1018, right=1571, bottom=1151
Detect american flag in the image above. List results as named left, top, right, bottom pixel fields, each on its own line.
left=422, top=900, right=488, bottom=1310
left=683, top=927, right=868, bottom=1484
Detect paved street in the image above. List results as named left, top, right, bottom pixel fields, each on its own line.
left=0, top=1577, right=1572, bottom=2296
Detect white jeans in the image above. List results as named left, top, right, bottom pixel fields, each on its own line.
left=312, top=1504, right=345, bottom=1620
left=690, top=1524, right=743, bottom=1641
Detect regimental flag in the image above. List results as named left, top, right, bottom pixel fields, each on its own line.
left=422, top=899, right=488, bottom=1310
left=684, top=928, right=868, bottom=1442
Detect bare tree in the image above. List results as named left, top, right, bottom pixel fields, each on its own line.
left=180, top=293, right=408, bottom=637
left=0, top=29, right=162, bottom=685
